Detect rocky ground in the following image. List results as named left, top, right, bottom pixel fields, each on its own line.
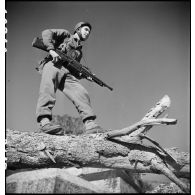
left=146, top=181, right=190, bottom=193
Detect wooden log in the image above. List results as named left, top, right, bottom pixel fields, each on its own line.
left=6, top=129, right=189, bottom=177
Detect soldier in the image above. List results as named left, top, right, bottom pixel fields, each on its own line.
left=36, top=22, right=105, bottom=135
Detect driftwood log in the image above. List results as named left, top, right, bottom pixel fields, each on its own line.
left=6, top=95, right=190, bottom=192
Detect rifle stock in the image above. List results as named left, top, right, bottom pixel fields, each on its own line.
left=32, top=37, right=113, bottom=91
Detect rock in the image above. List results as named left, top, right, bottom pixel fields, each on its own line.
left=66, top=167, right=138, bottom=193
left=6, top=168, right=104, bottom=193
left=90, top=177, right=137, bottom=193
left=146, top=182, right=185, bottom=193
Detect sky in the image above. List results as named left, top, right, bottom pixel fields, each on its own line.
left=6, top=1, right=190, bottom=152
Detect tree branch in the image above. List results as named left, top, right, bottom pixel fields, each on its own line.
left=105, top=118, right=177, bottom=138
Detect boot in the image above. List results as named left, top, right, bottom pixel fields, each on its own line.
left=40, top=122, right=64, bottom=135
left=84, top=120, right=107, bottom=134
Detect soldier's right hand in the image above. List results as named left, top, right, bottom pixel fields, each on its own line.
left=49, top=50, right=61, bottom=63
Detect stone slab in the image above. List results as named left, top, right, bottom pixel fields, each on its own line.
left=6, top=168, right=104, bottom=193
left=90, top=177, right=137, bottom=193
left=65, top=167, right=138, bottom=193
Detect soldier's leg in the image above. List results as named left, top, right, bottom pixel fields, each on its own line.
left=60, top=74, right=96, bottom=121
left=60, top=74, right=106, bottom=133
left=36, top=61, right=63, bottom=134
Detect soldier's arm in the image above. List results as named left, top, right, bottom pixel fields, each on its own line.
left=42, top=29, right=69, bottom=62
left=42, top=29, right=70, bottom=51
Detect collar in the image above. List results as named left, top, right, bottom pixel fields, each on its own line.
left=70, top=35, right=83, bottom=48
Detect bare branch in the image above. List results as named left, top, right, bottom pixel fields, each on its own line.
left=105, top=118, right=177, bottom=139
left=131, top=94, right=171, bottom=136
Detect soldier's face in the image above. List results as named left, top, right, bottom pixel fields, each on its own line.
left=80, top=26, right=91, bottom=41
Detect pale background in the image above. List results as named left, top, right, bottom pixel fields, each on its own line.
left=6, top=1, right=190, bottom=152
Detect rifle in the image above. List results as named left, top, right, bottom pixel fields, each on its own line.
left=32, top=37, right=113, bottom=91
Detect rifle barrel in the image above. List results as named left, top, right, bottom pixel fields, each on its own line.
left=91, top=75, right=113, bottom=91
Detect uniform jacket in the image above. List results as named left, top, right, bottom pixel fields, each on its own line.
left=36, top=29, right=83, bottom=74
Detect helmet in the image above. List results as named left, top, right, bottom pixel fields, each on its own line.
left=74, top=22, right=92, bottom=33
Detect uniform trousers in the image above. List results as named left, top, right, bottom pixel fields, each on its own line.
left=36, top=61, right=96, bottom=123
